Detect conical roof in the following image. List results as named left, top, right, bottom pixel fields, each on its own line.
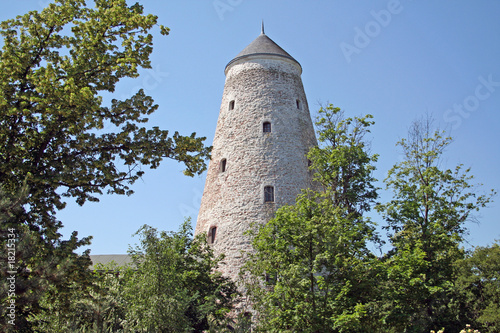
left=225, top=30, right=301, bottom=72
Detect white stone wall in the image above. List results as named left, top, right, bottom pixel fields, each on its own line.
left=195, top=56, right=317, bottom=281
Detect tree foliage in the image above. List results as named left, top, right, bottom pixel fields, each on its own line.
left=243, top=110, right=497, bottom=332
left=309, top=105, right=378, bottom=215
left=376, top=117, right=496, bottom=332
left=26, top=220, right=238, bottom=333
left=32, top=261, right=145, bottom=333
left=0, top=0, right=209, bottom=220
left=243, top=105, right=382, bottom=332
left=0, top=173, right=94, bottom=332
left=0, top=0, right=210, bottom=329
left=0, top=219, right=93, bottom=332
left=122, top=220, right=237, bottom=332
left=455, top=242, right=500, bottom=333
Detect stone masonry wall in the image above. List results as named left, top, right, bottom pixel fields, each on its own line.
left=195, top=56, right=317, bottom=281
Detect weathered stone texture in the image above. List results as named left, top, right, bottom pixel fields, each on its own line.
left=195, top=53, right=317, bottom=281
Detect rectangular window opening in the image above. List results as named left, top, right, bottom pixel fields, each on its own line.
left=220, top=159, right=227, bottom=172
left=209, top=226, right=217, bottom=244
left=264, top=186, right=274, bottom=203
left=263, top=121, right=271, bottom=133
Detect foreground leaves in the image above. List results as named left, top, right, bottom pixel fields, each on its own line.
left=377, top=117, right=496, bottom=332
left=0, top=0, right=210, bottom=330
left=30, top=220, right=238, bottom=332
left=123, top=220, right=238, bottom=332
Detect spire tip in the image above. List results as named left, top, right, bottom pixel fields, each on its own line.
left=261, top=20, right=265, bottom=35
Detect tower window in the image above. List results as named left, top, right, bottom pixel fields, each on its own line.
left=229, top=100, right=235, bottom=110
left=208, top=226, right=217, bottom=244
left=264, top=186, right=274, bottom=203
left=265, top=272, right=277, bottom=285
left=220, top=158, right=227, bottom=172
left=296, top=99, right=301, bottom=109
left=263, top=121, right=271, bottom=133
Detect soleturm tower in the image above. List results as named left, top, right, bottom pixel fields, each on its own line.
left=195, top=26, right=317, bottom=280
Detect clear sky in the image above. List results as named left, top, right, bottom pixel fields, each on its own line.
left=2, top=1, right=499, bottom=254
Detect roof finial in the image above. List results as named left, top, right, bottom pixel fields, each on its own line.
left=261, top=20, right=265, bottom=35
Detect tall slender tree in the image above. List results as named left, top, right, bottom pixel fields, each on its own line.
left=376, top=117, right=495, bottom=332
left=243, top=105, right=383, bottom=332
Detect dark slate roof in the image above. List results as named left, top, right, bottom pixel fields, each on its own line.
left=226, top=32, right=301, bottom=71
left=89, top=254, right=133, bottom=270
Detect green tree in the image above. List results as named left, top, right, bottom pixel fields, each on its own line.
left=0, top=0, right=210, bottom=224
left=0, top=176, right=28, bottom=222
left=455, top=241, right=500, bottom=333
left=0, top=0, right=210, bottom=329
left=1, top=174, right=94, bottom=332
left=243, top=105, right=383, bottom=332
left=1, top=218, right=93, bottom=332
left=376, top=118, right=495, bottom=332
left=122, top=220, right=237, bottom=332
left=30, top=221, right=239, bottom=333
left=31, top=262, right=129, bottom=332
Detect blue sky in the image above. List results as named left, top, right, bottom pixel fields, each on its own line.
left=2, top=1, right=499, bottom=254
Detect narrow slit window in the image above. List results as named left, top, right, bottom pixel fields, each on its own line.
left=229, top=100, right=235, bottom=110
left=208, top=226, right=217, bottom=244
left=264, top=186, right=274, bottom=203
left=265, top=273, right=277, bottom=285
left=263, top=121, right=271, bottom=133
left=220, top=158, right=227, bottom=172
left=296, top=99, right=301, bottom=109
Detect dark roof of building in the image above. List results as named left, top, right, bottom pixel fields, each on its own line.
left=89, top=254, right=133, bottom=270
left=225, top=29, right=301, bottom=71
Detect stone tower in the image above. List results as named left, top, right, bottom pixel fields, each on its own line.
left=195, top=27, right=317, bottom=280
